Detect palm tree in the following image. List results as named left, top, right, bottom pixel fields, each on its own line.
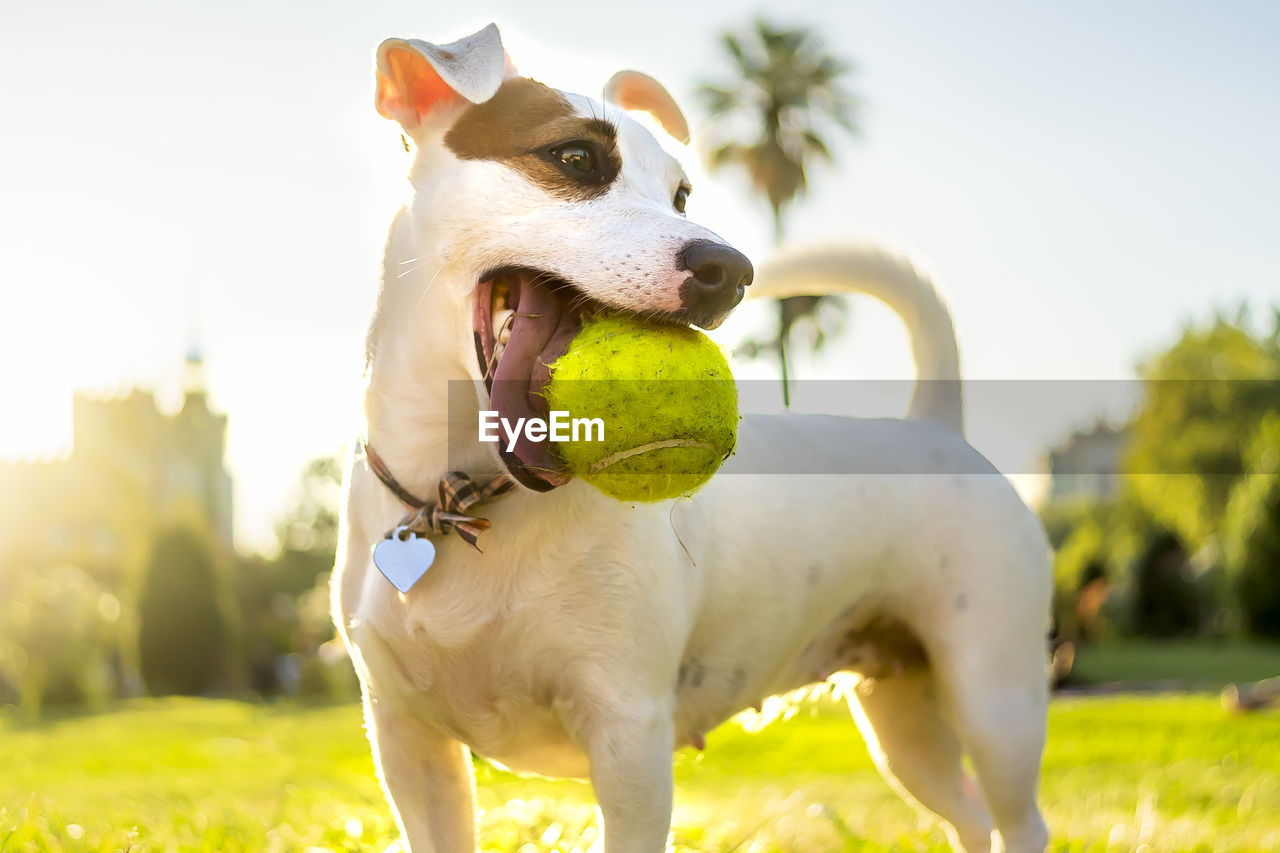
left=698, top=19, right=860, bottom=403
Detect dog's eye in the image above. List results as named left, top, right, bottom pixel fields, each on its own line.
left=674, top=184, right=691, bottom=214
left=547, top=142, right=601, bottom=179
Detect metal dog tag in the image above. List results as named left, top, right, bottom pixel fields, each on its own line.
left=373, top=527, right=436, bottom=592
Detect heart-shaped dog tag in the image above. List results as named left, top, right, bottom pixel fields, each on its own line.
left=372, top=528, right=436, bottom=592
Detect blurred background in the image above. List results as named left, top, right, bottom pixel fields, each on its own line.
left=2, top=1, right=1279, bottom=850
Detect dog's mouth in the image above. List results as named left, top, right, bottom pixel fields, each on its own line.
left=473, top=268, right=600, bottom=490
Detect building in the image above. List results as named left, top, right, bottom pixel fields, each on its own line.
left=0, top=358, right=232, bottom=585
left=1047, top=421, right=1130, bottom=503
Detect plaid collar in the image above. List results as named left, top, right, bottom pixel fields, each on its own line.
left=362, top=440, right=515, bottom=550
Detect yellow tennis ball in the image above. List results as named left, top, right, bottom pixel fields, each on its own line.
left=544, top=314, right=738, bottom=502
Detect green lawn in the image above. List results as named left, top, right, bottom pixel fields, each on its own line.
left=2, top=691, right=1279, bottom=852
left=1066, top=640, right=1280, bottom=689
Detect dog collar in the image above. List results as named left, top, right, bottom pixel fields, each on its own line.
left=362, top=440, right=515, bottom=550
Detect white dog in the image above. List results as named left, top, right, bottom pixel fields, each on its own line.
left=333, top=23, right=1052, bottom=853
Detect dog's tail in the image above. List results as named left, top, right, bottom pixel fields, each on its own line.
left=750, top=245, right=963, bottom=433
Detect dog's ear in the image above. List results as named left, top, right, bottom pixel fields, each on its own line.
left=603, top=70, right=691, bottom=145
left=376, top=23, right=515, bottom=129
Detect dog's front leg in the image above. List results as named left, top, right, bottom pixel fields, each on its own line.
left=365, top=696, right=477, bottom=853
left=586, top=702, right=675, bottom=853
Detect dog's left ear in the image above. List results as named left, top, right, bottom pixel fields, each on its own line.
left=603, top=70, right=690, bottom=145
left=376, top=23, right=516, bottom=129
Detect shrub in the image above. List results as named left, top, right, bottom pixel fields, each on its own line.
left=0, top=565, right=119, bottom=720
left=1130, top=530, right=1201, bottom=638
left=1049, top=498, right=1170, bottom=640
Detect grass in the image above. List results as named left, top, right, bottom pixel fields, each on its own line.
left=2, top=690, right=1279, bottom=852
left=1066, top=639, right=1280, bottom=689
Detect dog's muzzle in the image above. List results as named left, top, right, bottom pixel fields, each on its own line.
left=473, top=248, right=753, bottom=490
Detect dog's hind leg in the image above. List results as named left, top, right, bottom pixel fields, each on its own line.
left=941, top=671, right=1049, bottom=853
left=925, top=619, right=1049, bottom=853
left=365, top=695, right=478, bottom=853
left=849, top=670, right=994, bottom=852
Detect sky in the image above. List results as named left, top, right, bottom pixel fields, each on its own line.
left=1, top=1, right=1278, bottom=550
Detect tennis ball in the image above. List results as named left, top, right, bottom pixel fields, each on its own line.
left=544, top=314, right=738, bottom=502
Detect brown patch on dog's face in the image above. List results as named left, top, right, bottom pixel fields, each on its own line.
left=444, top=78, right=621, bottom=201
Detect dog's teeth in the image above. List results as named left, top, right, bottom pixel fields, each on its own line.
left=494, top=308, right=514, bottom=346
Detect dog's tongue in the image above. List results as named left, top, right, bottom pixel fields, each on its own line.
left=488, top=274, right=580, bottom=490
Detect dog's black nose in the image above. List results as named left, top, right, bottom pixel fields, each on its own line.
left=677, top=240, right=753, bottom=329
left=682, top=240, right=754, bottom=296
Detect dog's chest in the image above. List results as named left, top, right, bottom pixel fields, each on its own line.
left=355, top=569, right=595, bottom=776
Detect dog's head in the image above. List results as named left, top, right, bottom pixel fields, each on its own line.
left=374, top=24, right=751, bottom=488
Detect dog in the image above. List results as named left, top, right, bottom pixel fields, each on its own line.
left=333, top=23, right=1052, bottom=853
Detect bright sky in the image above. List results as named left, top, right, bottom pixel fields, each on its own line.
left=2, top=1, right=1277, bottom=550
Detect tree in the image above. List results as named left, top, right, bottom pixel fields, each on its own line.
left=1221, top=413, right=1280, bottom=638
left=236, top=454, right=344, bottom=695
left=698, top=19, right=860, bottom=402
left=1126, top=311, right=1280, bottom=549
left=137, top=525, right=232, bottom=695
left=274, top=455, right=343, bottom=557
